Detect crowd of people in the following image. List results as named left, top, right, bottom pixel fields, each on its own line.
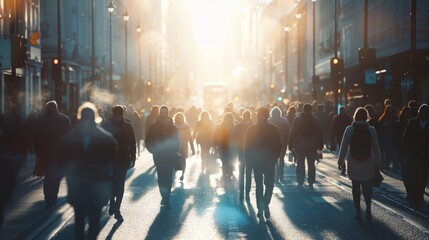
left=0, top=98, right=428, bottom=239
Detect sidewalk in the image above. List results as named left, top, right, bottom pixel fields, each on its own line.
left=0, top=155, right=69, bottom=240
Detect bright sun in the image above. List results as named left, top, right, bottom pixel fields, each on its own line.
left=187, top=0, right=237, bottom=49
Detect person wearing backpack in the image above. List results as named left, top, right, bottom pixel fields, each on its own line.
left=337, top=107, right=382, bottom=220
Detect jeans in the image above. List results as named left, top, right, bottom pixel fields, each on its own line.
left=296, top=151, right=316, bottom=186
left=254, top=164, right=275, bottom=211
left=351, top=180, right=373, bottom=211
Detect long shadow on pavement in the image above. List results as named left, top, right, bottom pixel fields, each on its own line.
left=128, top=165, right=157, bottom=202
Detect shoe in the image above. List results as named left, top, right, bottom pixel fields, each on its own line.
left=257, top=210, right=264, bottom=219
left=366, top=210, right=372, bottom=221
left=114, top=210, right=124, bottom=221
left=180, top=176, right=184, bottom=181
left=309, top=184, right=314, bottom=190
left=264, top=207, right=271, bottom=219
left=108, top=203, right=116, bottom=216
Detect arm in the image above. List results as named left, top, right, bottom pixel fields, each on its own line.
left=337, top=126, right=351, bottom=165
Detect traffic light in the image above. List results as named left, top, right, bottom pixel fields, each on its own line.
left=330, top=57, right=344, bottom=78
left=146, top=81, right=153, bottom=95
left=12, top=36, right=28, bottom=68
left=52, top=58, right=61, bottom=81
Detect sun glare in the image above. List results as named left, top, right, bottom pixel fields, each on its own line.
left=187, top=0, right=237, bottom=49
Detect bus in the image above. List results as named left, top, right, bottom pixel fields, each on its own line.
left=203, top=82, right=228, bottom=111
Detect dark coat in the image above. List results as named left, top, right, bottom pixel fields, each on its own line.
left=193, top=119, right=215, bottom=146
left=214, top=121, right=235, bottom=161
left=34, top=111, right=71, bottom=166
left=403, top=117, right=429, bottom=165
left=233, top=120, right=253, bottom=160
left=56, top=122, right=118, bottom=208
left=331, top=113, right=352, bottom=144
left=102, top=119, right=136, bottom=169
left=145, top=118, right=180, bottom=161
left=289, top=112, right=324, bottom=154
left=244, top=120, right=282, bottom=168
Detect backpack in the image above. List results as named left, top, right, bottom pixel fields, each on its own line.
left=349, top=125, right=371, bottom=161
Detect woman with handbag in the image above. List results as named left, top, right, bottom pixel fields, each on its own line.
left=337, top=107, right=382, bottom=221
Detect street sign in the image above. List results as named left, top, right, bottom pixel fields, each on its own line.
left=365, top=69, right=376, bottom=84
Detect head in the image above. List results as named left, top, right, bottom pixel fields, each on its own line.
left=242, top=110, right=251, bottom=122
left=384, top=99, right=392, bottom=107
left=257, top=107, right=270, bottom=122
left=159, top=105, right=169, bottom=121
left=45, top=101, right=58, bottom=115
left=270, top=107, right=282, bottom=118
left=364, top=104, right=374, bottom=116
left=398, top=107, right=414, bottom=122
left=287, top=106, right=296, bottom=115
left=339, top=106, right=347, bottom=115
left=132, top=111, right=141, bottom=119
left=112, top=105, right=124, bottom=122
left=174, top=112, right=186, bottom=124
left=353, top=107, right=369, bottom=122
left=418, top=104, right=429, bottom=121
left=222, top=112, right=234, bottom=125
left=200, top=111, right=211, bottom=121
left=303, top=104, right=312, bottom=113
left=151, top=105, right=160, bottom=114
left=408, top=100, right=418, bottom=110
left=77, top=102, right=102, bottom=124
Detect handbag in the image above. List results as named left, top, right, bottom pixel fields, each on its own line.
left=173, top=152, right=182, bottom=170
left=373, top=168, right=384, bottom=187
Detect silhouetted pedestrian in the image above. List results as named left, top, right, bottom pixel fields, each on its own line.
left=131, top=111, right=144, bottom=157
left=337, top=107, right=382, bottom=220
left=173, top=112, right=195, bottom=181
left=233, top=110, right=253, bottom=202
left=102, top=105, right=136, bottom=221
left=378, top=105, right=398, bottom=170
left=193, top=111, right=215, bottom=172
left=34, top=100, right=71, bottom=209
left=214, top=112, right=236, bottom=182
left=268, top=107, right=290, bottom=183
left=145, top=106, right=180, bottom=209
left=289, top=104, right=323, bottom=190
left=331, top=106, right=352, bottom=174
left=403, top=104, right=429, bottom=202
left=245, top=107, right=282, bottom=219
left=57, top=102, right=117, bottom=240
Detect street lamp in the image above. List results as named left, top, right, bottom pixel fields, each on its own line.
left=136, top=22, right=142, bottom=83
left=107, top=1, right=115, bottom=92
left=312, top=0, right=318, bottom=102
left=284, top=26, right=290, bottom=98
left=123, top=9, right=129, bottom=97
left=296, top=10, right=302, bottom=101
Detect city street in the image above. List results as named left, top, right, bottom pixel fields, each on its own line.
left=2, top=151, right=428, bottom=240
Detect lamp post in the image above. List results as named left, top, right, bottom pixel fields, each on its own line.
left=123, top=9, right=129, bottom=96
left=312, top=0, right=318, bottom=102
left=136, top=22, right=142, bottom=83
left=107, top=1, right=115, bottom=92
left=284, top=26, right=290, bottom=98
left=296, top=11, right=302, bottom=101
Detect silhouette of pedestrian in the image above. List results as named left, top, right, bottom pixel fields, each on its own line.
left=268, top=107, right=290, bottom=183
left=102, top=105, right=136, bottom=221
left=173, top=112, right=195, bottom=181
left=57, top=102, right=117, bottom=240
left=34, top=100, right=71, bottom=209
left=145, top=106, right=180, bottom=209
left=337, top=107, right=382, bottom=220
left=245, top=107, right=282, bottom=219
left=214, top=112, right=236, bottom=183
left=289, top=104, right=323, bottom=190
left=403, top=104, right=429, bottom=202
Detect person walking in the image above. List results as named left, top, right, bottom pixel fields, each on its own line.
left=131, top=111, right=144, bottom=156
left=57, top=102, right=117, bottom=240
left=233, top=110, right=253, bottom=202
left=193, top=111, right=215, bottom=172
left=145, top=105, right=160, bottom=137
left=173, top=112, right=195, bottom=181
left=145, top=106, right=180, bottom=209
left=245, top=107, right=282, bottom=219
left=34, top=100, right=71, bottom=209
left=403, top=104, right=429, bottom=202
left=268, top=107, right=290, bottom=183
left=337, top=107, right=382, bottom=220
left=289, top=104, right=324, bottom=190
left=102, top=106, right=136, bottom=221
left=378, top=105, right=398, bottom=170
left=214, top=112, right=236, bottom=183
left=331, top=106, right=352, bottom=174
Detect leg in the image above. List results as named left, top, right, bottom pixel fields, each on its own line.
left=253, top=167, right=264, bottom=213
left=245, top=164, right=252, bottom=200
left=238, top=157, right=245, bottom=201
left=351, top=181, right=362, bottom=218
left=307, top=152, right=317, bottom=187
left=263, top=164, right=275, bottom=217
left=114, top=168, right=128, bottom=219
left=277, top=148, right=286, bottom=182
left=296, top=153, right=306, bottom=187
left=361, top=180, right=373, bottom=220
left=73, top=205, right=86, bottom=240
left=87, top=206, right=102, bottom=240
left=180, top=156, right=186, bottom=180
left=156, top=160, right=174, bottom=206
